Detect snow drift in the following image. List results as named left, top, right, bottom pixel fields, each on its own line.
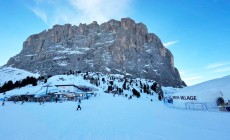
left=170, top=75, right=230, bottom=109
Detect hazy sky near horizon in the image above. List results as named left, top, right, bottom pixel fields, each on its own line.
left=0, top=0, right=229, bottom=85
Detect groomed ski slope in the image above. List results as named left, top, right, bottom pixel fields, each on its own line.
left=0, top=68, right=230, bottom=140
left=0, top=92, right=229, bottom=140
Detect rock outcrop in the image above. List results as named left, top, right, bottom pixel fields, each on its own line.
left=6, top=18, right=186, bottom=87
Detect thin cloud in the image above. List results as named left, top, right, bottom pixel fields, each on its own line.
left=28, top=0, right=132, bottom=26
left=212, top=67, right=230, bottom=73
left=182, top=75, right=203, bottom=86
left=183, top=76, right=202, bottom=81
left=30, top=7, right=47, bottom=23
left=163, top=40, right=179, bottom=47
left=179, top=70, right=204, bottom=86
left=205, top=62, right=230, bottom=69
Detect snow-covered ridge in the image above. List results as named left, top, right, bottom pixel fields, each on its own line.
left=0, top=67, right=39, bottom=86
left=0, top=68, right=164, bottom=102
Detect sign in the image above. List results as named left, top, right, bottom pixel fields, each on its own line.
left=172, top=96, right=197, bottom=100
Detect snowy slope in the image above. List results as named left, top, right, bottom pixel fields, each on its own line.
left=0, top=67, right=39, bottom=86
left=173, top=75, right=230, bottom=102
left=0, top=74, right=99, bottom=99
left=169, top=75, right=230, bottom=109
left=0, top=92, right=230, bottom=140
left=47, top=74, right=97, bottom=87
left=1, top=72, right=230, bottom=139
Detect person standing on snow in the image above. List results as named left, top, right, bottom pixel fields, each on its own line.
left=76, top=99, right=81, bottom=111
left=2, top=100, right=5, bottom=106
left=55, top=97, right=58, bottom=103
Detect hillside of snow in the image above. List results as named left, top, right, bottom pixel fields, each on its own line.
left=0, top=71, right=161, bottom=100
left=1, top=91, right=230, bottom=140
left=0, top=67, right=39, bottom=86
left=173, top=75, right=230, bottom=102
left=174, top=76, right=230, bottom=96
left=0, top=69, right=230, bottom=139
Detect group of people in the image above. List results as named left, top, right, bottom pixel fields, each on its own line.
left=1, top=92, right=101, bottom=110
left=1, top=98, right=82, bottom=110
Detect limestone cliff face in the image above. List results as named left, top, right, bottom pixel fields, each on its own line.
left=6, top=18, right=186, bottom=87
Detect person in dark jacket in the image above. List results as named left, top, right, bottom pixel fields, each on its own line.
left=76, top=99, right=81, bottom=110
left=2, top=101, right=5, bottom=106
left=55, top=97, right=58, bottom=103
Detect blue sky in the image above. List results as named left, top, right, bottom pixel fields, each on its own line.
left=0, top=0, right=229, bottom=85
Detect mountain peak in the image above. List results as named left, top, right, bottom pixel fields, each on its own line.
left=6, top=18, right=186, bottom=87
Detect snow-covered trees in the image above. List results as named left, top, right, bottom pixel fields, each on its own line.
left=0, top=76, right=38, bottom=93
left=132, top=88, right=140, bottom=98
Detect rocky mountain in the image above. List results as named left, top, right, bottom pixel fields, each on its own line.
left=6, top=18, right=186, bottom=87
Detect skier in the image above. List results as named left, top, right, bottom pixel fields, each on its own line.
left=42, top=98, right=45, bottom=104
left=2, top=100, right=5, bottom=106
left=76, top=99, right=81, bottom=111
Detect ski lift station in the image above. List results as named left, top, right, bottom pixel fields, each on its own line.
left=54, top=84, right=94, bottom=98
left=1, top=84, right=96, bottom=102
left=34, top=84, right=95, bottom=101
left=165, top=76, right=230, bottom=111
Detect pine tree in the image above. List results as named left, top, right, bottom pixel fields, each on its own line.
left=140, top=81, right=143, bottom=88
left=109, top=81, right=114, bottom=85
left=7, top=80, right=14, bottom=90
left=143, top=84, right=147, bottom=93
left=96, top=80, right=99, bottom=87
left=38, top=76, right=45, bottom=81
left=151, top=82, right=158, bottom=92
left=1, top=82, right=7, bottom=92
left=129, top=79, right=133, bottom=85
left=122, top=79, right=127, bottom=90
left=132, top=88, right=140, bottom=98
left=20, top=79, right=27, bottom=87
left=31, top=77, right=38, bottom=86
left=14, top=81, right=20, bottom=88
left=107, top=85, right=113, bottom=92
